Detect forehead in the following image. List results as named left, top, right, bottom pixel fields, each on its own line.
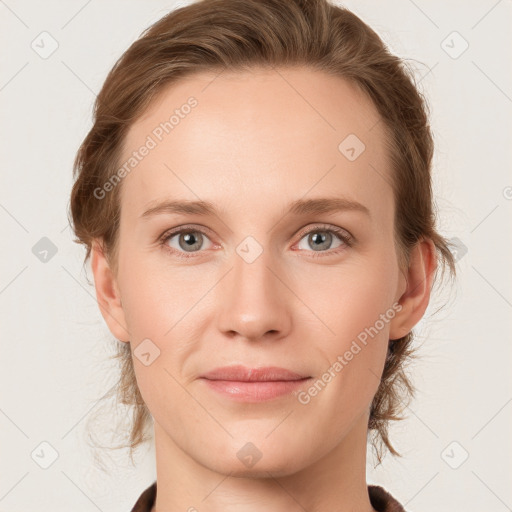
left=119, top=66, right=393, bottom=222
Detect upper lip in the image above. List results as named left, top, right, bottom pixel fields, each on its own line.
left=200, top=365, right=310, bottom=382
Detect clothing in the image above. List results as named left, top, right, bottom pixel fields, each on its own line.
left=131, top=481, right=406, bottom=511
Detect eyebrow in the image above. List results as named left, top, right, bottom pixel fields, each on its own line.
left=139, top=196, right=371, bottom=220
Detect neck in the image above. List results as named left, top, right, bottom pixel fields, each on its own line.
left=152, top=413, right=376, bottom=512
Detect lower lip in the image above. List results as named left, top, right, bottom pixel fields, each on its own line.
left=200, top=378, right=311, bottom=402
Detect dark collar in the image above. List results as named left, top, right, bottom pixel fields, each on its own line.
left=131, top=481, right=406, bottom=511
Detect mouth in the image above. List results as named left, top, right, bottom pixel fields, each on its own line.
left=199, top=365, right=312, bottom=402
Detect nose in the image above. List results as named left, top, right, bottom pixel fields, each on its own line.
left=216, top=246, right=292, bottom=343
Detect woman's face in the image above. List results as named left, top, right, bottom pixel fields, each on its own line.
left=95, top=66, right=415, bottom=476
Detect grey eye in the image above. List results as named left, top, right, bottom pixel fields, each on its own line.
left=165, top=230, right=213, bottom=253
left=297, top=230, right=344, bottom=252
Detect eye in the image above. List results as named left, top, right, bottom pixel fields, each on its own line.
left=158, top=223, right=353, bottom=259
left=159, top=226, right=214, bottom=258
left=295, top=224, right=353, bottom=257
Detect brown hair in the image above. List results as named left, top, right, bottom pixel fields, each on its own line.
left=69, top=0, right=456, bottom=465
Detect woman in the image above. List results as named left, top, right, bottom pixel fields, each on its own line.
left=69, top=0, right=456, bottom=510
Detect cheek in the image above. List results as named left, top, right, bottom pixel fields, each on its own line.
left=297, top=253, right=397, bottom=403
left=116, top=251, right=208, bottom=394
left=298, top=271, right=393, bottom=436
left=117, top=248, right=187, bottom=337
left=293, top=253, right=399, bottom=345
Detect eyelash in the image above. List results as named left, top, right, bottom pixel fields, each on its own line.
left=158, top=224, right=354, bottom=259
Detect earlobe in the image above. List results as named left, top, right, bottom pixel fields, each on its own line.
left=90, top=240, right=131, bottom=342
left=389, top=239, right=438, bottom=341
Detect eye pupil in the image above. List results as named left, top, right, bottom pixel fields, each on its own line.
left=179, top=232, right=202, bottom=251
left=309, top=231, right=332, bottom=251
left=184, top=233, right=195, bottom=245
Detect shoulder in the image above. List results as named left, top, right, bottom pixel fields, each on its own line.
left=368, top=484, right=407, bottom=512
left=130, top=481, right=156, bottom=512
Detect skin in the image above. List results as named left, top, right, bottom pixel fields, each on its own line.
left=91, top=66, right=436, bottom=512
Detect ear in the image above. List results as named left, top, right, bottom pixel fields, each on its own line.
left=90, top=240, right=130, bottom=342
left=389, top=238, right=438, bottom=340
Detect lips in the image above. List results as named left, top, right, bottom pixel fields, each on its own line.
left=199, top=365, right=311, bottom=402
left=199, top=365, right=309, bottom=382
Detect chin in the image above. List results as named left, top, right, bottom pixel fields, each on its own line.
left=208, top=455, right=303, bottom=479
left=197, top=436, right=308, bottom=478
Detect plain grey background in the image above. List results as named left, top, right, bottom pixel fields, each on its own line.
left=1, top=1, right=511, bottom=511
